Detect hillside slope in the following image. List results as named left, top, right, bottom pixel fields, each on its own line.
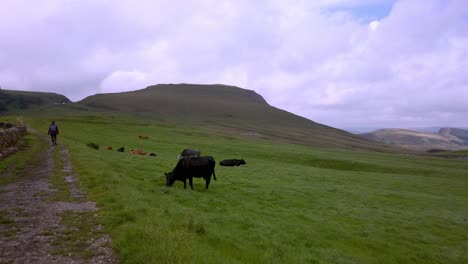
left=0, top=89, right=70, bottom=113
left=360, top=128, right=468, bottom=151
left=78, top=84, right=398, bottom=151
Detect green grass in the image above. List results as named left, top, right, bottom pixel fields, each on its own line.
left=429, top=150, right=468, bottom=158
left=0, top=212, right=19, bottom=239
left=22, top=115, right=468, bottom=263
left=0, top=134, right=46, bottom=185
left=0, top=214, right=15, bottom=225
left=46, top=145, right=74, bottom=202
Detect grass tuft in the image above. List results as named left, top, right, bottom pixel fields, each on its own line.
left=49, top=211, right=103, bottom=259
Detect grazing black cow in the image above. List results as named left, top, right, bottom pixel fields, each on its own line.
left=117, top=147, right=125, bottom=152
left=178, top=149, right=201, bottom=159
left=165, top=156, right=216, bottom=189
left=219, top=159, right=247, bottom=167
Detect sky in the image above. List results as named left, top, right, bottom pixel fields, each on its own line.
left=0, top=0, right=467, bottom=130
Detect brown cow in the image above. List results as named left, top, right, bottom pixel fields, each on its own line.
left=131, top=149, right=147, bottom=155
left=106, top=146, right=113, bottom=150
left=138, top=135, right=149, bottom=139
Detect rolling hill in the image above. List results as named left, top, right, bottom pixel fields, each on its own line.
left=360, top=128, right=468, bottom=151
left=0, top=89, right=70, bottom=113
left=77, top=84, right=398, bottom=151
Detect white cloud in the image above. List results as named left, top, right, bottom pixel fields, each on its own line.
left=369, top=20, right=380, bottom=30
left=100, top=70, right=149, bottom=94
left=216, top=67, right=249, bottom=88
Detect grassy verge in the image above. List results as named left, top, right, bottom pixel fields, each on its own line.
left=23, top=115, right=468, bottom=263
left=0, top=134, right=46, bottom=185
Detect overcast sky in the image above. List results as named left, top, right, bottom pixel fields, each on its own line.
left=0, top=0, right=467, bottom=130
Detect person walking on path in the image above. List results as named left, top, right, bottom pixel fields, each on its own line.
left=48, top=121, right=59, bottom=146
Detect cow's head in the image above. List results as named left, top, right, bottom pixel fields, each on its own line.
left=240, top=159, right=247, bottom=165
left=165, top=172, right=176, bottom=186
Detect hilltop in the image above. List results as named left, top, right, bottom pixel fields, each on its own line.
left=78, top=84, right=397, bottom=151
left=0, top=89, right=70, bottom=113
left=360, top=128, right=468, bottom=151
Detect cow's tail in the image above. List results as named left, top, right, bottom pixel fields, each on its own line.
left=211, top=157, right=217, bottom=181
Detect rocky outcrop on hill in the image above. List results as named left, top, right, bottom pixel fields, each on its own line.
left=0, top=122, right=28, bottom=156
left=360, top=127, right=468, bottom=151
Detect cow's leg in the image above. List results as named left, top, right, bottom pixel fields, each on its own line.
left=189, top=177, right=194, bottom=190
left=183, top=179, right=187, bottom=189
left=205, top=177, right=211, bottom=189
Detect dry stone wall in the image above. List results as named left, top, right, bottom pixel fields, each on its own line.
left=0, top=122, right=28, bottom=154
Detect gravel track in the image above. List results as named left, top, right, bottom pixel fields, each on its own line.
left=0, top=135, right=118, bottom=264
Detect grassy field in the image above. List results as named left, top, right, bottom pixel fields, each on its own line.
left=16, top=115, right=468, bottom=263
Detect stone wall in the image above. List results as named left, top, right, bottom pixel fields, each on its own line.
left=0, top=122, right=28, bottom=153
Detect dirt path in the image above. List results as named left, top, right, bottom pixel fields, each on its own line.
left=0, top=134, right=118, bottom=263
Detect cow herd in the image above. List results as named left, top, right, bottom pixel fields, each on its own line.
left=165, top=149, right=247, bottom=190
left=106, top=146, right=157, bottom=156
left=105, top=144, right=246, bottom=190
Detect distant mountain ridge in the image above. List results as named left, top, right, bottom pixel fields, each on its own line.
left=0, top=89, right=70, bottom=112
left=360, top=128, right=468, bottom=151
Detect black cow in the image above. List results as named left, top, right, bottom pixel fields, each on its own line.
left=178, top=149, right=201, bottom=159
left=117, top=147, right=125, bottom=152
left=165, top=156, right=216, bottom=190
left=219, top=159, right=247, bottom=167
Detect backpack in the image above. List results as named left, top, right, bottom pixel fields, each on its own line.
left=49, top=124, right=57, bottom=133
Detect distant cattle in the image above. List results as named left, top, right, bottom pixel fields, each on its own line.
left=219, top=159, right=247, bottom=167
left=106, top=146, right=113, bottom=150
left=178, top=149, right=201, bottom=159
left=165, top=156, right=216, bottom=190
left=117, top=147, right=125, bottom=152
left=138, top=135, right=149, bottom=139
left=131, top=149, right=147, bottom=155
left=149, top=153, right=157, bottom=156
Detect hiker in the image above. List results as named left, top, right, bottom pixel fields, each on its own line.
left=48, top=121, right=59, bottom=146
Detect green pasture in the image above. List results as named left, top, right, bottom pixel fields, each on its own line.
left=15, top=115, right=468, bottom=263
